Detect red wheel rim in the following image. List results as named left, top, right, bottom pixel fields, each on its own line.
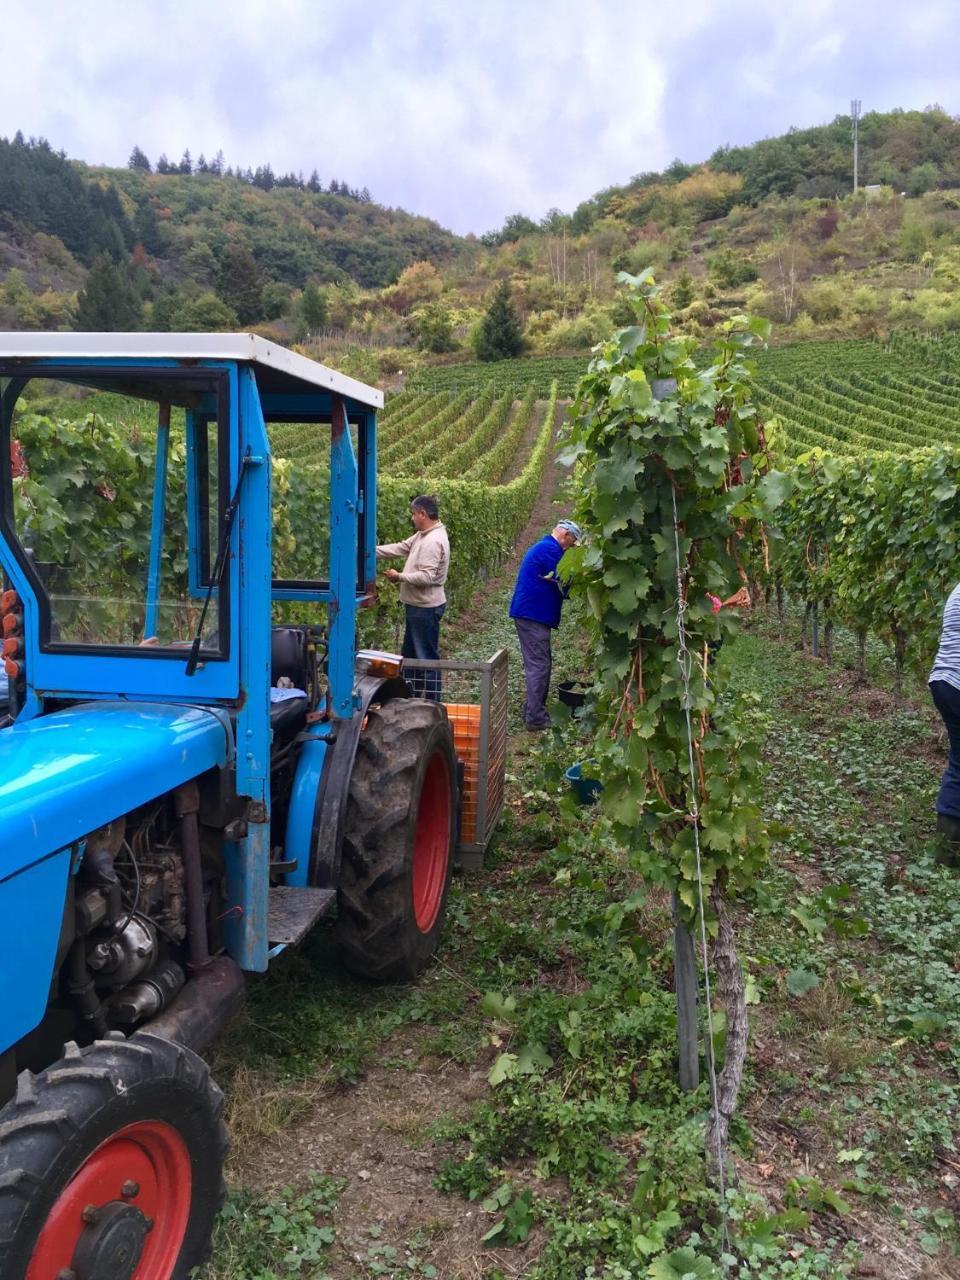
left=412, top=750, right=452, bottom=933
left=27, top=1120, right=192, bottom=1280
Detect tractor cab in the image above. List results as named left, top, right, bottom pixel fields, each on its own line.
left=0, top=335, right=459, bottom=1277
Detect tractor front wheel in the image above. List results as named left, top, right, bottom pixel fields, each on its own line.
left=0, top=1032, right=226, bottom=1280
left=336, top=698, right=457, bottom=980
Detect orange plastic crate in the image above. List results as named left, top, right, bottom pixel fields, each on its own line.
left=443, top=703, right=482, bottom=844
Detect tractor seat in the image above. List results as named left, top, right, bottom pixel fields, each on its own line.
left=222, top=627, right=311, bottom=744
left=269, top=627, right=312, bottom=743
left=271, top=626, right=311, bottom=692
left=270, top=690, right=309, bottom=740
left=224, top=690, right=307, bottom=745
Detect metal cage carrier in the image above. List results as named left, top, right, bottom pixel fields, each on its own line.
left=403, top=648, right=508, bottom=870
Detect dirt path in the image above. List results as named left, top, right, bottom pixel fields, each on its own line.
left=240, top=1027, right=501, bottom=1278
left=211, top=431, right=576, bottom=1279
left=498, top=397, right=552, bottom=485
left=454, top=402, right=571, bottom=638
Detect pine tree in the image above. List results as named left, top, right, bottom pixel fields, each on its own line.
left=474, top=280, right=525, bottom=361
left=307, top=169, right=321, bottom=193
left=179, top=149, right=192, bottom=175
left=156, top=153, right=172, bottom=174
left=128, top=145, right=152, bottom=172
left=673, top=268, right=695, bottom=309
left=216, top=242, right=263, bottom=325
left=74, top=254, right=142, bottom=331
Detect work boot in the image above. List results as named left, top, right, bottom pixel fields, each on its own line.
left=935, top=814, right=960, bottom=867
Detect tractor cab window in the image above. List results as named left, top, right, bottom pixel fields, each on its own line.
left=269, top=416, right=367, bottom=592
left=0, top=370, right=228, bottom=659
left=269, top=420, right=332, bottom=582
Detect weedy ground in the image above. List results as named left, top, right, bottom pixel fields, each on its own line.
left=199, top=581, right=960, bottom=1279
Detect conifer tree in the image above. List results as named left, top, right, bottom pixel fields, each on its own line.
left=127, top=145, right=152, bottom=172
left=216, top=242, right=263, bottom=325
left=673, top=267, right=695, bottom=309
left=74, top=254, right=142, bottom=331
left=474, top=280, right=525, bottom=361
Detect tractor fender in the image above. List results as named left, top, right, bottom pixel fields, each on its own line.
left=284, top=675, right=407, bottom=890
left=0, top=701, right=232, bottom=874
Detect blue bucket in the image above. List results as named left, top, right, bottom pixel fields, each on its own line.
left=564, top=761, right=603, bottom=806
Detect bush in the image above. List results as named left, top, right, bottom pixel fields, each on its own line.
left=803, top=281, right=845, bottom=323
left=534, top=306, right=615, bottom=353
left=898, top=219, right=931, bottom=262
left=377, top=348, right=405, bottom=376
left=380, top=261, right=443, bottom=315
left=742, top=283, right=779, bottom=321
left=617, top=240, right=671, bottom=275
left=706, top=248, right=758, bottom=288
left=414, top=301, right=458, bottom=353
left=850, top=286, right=879, bottom=316
left=177, top=291, right=240, bottom=331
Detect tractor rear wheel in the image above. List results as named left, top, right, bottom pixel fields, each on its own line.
left=0, top=1032, right=226, bottom=1280
left=335, top=698, right=457, bottom=980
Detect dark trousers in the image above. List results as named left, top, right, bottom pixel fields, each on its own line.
left=515, top=617, right=552, bottom=728
left=931, top=680, right=960, bottom=818
left=403, top=603, right=445, bottom=701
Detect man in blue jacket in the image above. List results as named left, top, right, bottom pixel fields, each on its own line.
left=509, top=520, right=581, bottom=730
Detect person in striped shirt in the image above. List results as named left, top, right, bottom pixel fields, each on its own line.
left=930, top=582, right=960, bottom=851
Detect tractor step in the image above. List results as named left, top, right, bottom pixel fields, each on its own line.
left=268, top=885, right=336, bottom=946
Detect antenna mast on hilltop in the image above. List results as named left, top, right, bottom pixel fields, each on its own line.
left=851, top=99, right=862, bottom=192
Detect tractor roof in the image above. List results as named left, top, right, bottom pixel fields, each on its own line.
left=0, top=332, right=384, bottom=410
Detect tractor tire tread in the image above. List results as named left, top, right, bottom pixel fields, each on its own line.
left=0, top=1032, right=226, bottom=1279
left=335, top=699, right=456, bottom=980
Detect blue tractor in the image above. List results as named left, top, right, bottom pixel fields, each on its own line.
left=0, top=335, right=459, bottom=1278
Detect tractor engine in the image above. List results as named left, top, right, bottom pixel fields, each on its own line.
left=69, top=797, right=212, bottom=1037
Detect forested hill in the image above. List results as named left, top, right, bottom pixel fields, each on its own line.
left=3, top=108, right=960, bottom=367
left=518, top=107, right=960, bottom=238
left=0, top=133, right=463, bottom=298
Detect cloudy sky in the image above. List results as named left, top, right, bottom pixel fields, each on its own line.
left=2, top=0, right=957, bottom=235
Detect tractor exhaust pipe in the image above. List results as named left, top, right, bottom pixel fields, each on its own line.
left=142, top=954, right=245, bottom=1053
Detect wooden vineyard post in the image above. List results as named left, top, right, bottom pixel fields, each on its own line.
left=673, top=895, right=699, bottom=1091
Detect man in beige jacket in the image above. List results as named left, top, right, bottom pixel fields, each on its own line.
left=377, top=495, right=450, bottom=700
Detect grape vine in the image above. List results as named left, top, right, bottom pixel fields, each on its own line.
left=561, top=270, right=785, bottom=1169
